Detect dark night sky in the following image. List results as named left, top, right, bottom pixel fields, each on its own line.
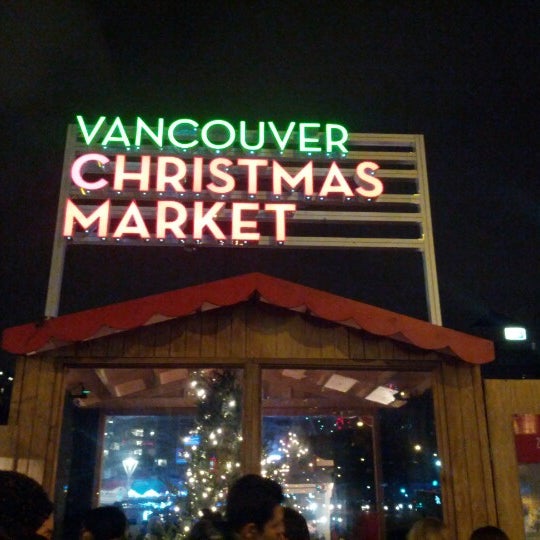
left=1, top=2, right=539, bottom=369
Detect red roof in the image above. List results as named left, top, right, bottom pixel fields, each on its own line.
left=1, top=272, right=494, bottom=363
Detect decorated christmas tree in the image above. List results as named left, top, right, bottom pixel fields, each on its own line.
left=184, top=369, right=242, bottom=520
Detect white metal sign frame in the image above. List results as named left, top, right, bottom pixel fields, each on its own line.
left=45, top=127, right=442, bottom=325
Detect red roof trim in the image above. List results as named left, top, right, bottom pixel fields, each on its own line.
left=1, top=273, right=494, bottom=364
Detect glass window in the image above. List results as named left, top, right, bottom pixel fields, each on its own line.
left=60, top=367, right=242, bottom=539
left=261, top=368, right=440, bottom=540
left=59, top=365, right=439, bottom=540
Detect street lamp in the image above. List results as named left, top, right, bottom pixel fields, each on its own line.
left=122, top=456, right=138, bottom=496
left=504, top=326, right=527, bottom=341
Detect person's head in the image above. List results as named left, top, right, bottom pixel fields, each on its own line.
left=470, top=526, right=509, bottom=540
left=81, top=506, right=127, bottom=540
left=0, top=470, right=54, bottom=540
left=282, top=507, right=309, bottom=540
left=187, top=509, right=226, bottom=540
left=226, top=474, right=285, bottom=540
left=407, top=517, right=447, bottom=540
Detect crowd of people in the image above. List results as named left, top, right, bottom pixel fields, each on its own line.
left=0, top=470, right=511, bottom=540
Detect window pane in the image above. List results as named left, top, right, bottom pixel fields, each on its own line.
left=263, top=414, right=376, bottom=539
left=60, top=367, right=242, bottom=539
left=261, top=368, right=440, bottom=540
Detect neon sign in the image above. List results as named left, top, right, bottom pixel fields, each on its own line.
left=63, top=117, right=384, bottom=245
left=76, top=116, right=350, bottom=153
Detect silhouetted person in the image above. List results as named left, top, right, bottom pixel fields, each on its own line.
left=144, top=514, right=164, bottom=540
left=407, top=517, right=447, bottom=540
left=187, top=509, right=227, bottom=540
left=81, top=506, right=127, bottom=540
left=0, top=470, right=54, bottom=540
left=283, top=508, right=310, bottom=540
left=226, top=474, right=285, bottom=540
left=469, top=526, right=509, bottom=540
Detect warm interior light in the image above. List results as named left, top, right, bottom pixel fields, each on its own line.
left=504, top=326, right=527, bottom=341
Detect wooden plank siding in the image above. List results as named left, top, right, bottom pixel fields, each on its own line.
left=3, top=301, right=498, bottom=540
left=484, top=379, right=540, bottom=540
left=432, top=361, right=497, bottom=540
left=5, top=355, right=65, bottom=494
left=52, top=304, right=444, bottom=366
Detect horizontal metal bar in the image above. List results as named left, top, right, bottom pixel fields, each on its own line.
left=70, top=205, right=423, bottom=223
left=67, top=235, right=426, bottom=250
left=66, top=157, right=420, bottom=178
left=69, top=192, right=421, bottom=206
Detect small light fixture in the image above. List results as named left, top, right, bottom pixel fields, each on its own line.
left=504, top=326, right=527, bottom=341
left=70, top=382, right=90, bottom=399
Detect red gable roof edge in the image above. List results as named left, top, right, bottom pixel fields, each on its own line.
left=1, top=272, right=494, bottom=364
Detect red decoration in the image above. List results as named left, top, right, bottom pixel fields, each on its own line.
left=515, top=434, right=540, bottom=463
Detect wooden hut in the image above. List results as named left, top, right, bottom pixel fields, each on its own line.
left=1, top=272, right=528, bottom=539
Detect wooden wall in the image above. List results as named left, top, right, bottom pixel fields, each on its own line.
left=484, top=379, right=540, bottom=540
left=2, top=355, right=65, bottom=494
left=433, top=361, right=497, bottom=539
left=61, top=303, right=442, bottom=365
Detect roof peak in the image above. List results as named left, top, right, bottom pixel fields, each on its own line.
left=2, top=272, right=493, bottom=363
